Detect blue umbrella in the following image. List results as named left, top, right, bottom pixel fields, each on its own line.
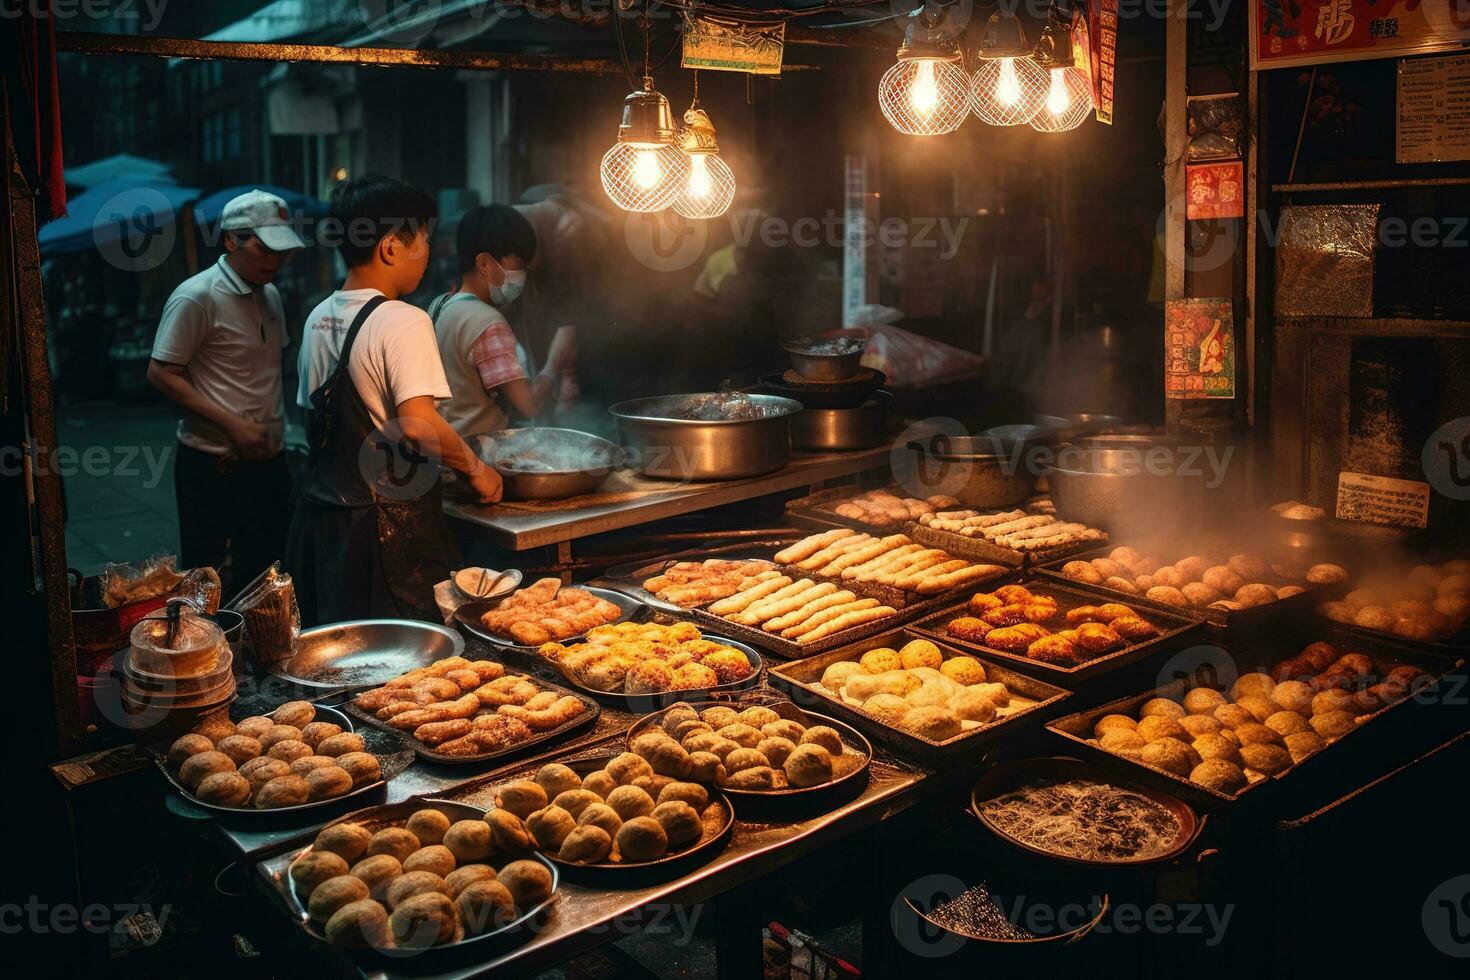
left=39, top=177, right=200, bottom=257
left=193, top=184, right=328, bottom=228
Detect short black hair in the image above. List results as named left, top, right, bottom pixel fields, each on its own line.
left=455, top=204, right=538, bottom=273
left=329, top=174, right=438, bottom=267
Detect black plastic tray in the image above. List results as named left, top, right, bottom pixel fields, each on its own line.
left=453, top=586, right=644, bottom=652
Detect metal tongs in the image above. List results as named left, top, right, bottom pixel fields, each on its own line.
left=161, top=595, right=203, bottom=649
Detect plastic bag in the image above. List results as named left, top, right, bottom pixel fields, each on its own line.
left=835, top=306, right=985, bottom=389
left=176, top=566, right=222, bottom=615
left=236, top=565, right=299, bottom=668
left=99, top=554, right=183, bottom=609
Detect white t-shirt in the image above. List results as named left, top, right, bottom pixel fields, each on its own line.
left=151, top=256, right=288, bottom=455
left=296, top=289, right=451, bottom=431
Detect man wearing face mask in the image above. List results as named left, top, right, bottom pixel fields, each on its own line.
left=428, top=205, right=574, bottom=440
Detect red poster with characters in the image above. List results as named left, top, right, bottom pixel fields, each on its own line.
left=1165, top=299, right=1236, bottom=400
left=1186, top=161, right=1245, bottom=220
left=1251, top=0, right=1470, bottom=69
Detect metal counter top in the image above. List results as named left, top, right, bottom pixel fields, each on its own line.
left=444, top=446, right=893, bottom=551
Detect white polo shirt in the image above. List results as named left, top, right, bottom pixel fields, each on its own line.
left=151, top=255, right=288, bottom=456
left=296, top=289, right=452, bottom=431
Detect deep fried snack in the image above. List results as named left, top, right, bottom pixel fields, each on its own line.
left=1027, top=633, right=1081, bottom=665
left=945, top=616, right=992, bottom=642
left=1073, top=622, right=1126, bottom=654
left=413, top=718, right=474, bottom=746
left=985, top=623, right=1051, bottom=652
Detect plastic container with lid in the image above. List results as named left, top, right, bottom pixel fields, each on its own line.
left=128, top=610, right=226, bottom=678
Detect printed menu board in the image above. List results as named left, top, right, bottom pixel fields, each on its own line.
left=1397, top=54, right=1470, bottom=163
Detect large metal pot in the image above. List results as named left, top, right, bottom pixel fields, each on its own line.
left=790, top=392, right=891, bottom=451
left=1045, top=436, right=1204, bottom=529
left=904, top=435, right=1036, bottom=509
left=610, top=393, right=802, bottom=480
left=479, top=427, right=622, bottom=500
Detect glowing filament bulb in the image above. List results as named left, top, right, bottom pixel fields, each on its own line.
left=633, top=148, right=662, bottom=189
left=911, top=60, right=939, bottom=116
left=688, top=154, right=712, bottom=199
left=996, top=57, right=1021, bottom=107
left=1046, top=68, right=1070, bottom=115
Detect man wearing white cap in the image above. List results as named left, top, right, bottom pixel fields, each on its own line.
left=148, top=188, right=305, bottom=588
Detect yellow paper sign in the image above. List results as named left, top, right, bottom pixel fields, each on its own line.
left=682, top=13, right=785, bottom=76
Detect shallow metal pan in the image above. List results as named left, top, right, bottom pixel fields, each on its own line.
left=274, top=619, right=465, bottom=691
left=539, top=633, right=766, bottom=713
left=453, top=587, right=644, bottom=652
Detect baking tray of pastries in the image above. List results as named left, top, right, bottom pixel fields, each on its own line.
left=1043, top=628, right=1466, bottom=811
left=768, top=628, right=1072, bottom=766
left=473, top=753, right=735, bottom=875
left=783, top=484, right=962, bottom=537
left=624, top=698, right=874, bottom=799
left=259, top=797, right=559, bottom=953
left=1316, top=555, right=1470, bottom=651
left=1036, top=544, right=1342, bottom=634
left=156, top=702, right=389, bottom=816
left=770, top=528, right=1012, bottom=610
left=906, top=499, right=1109, bottom=569
left=906, top=581, right=1205, bottom=683
left=454, top=583, right=644, bottom=651
left=344, top=662, right=599, bottom=765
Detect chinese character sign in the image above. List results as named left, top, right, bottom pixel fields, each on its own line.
left=1186, top=161, right=1245, bottom=220
left=1252, top=0, right=1470, bottom=69
left=1165, top=298, right=1236, bottom=400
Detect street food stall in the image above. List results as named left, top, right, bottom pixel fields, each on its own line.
left=7, top=1, right=1470, bottom=978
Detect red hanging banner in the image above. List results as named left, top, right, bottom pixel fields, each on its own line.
left=1251, top=0, right=1470, bottom=70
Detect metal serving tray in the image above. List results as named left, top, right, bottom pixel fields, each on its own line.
left=453, top=586, right=644, bottom=652
left=906, top=579, right=1206, bottom=684
left=768, top=627, right=1072, bottom=767
left=343, top=674, right=600, bottom=766
left=275, top=619, right=465, bottom=691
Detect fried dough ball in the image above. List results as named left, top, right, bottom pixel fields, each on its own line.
left=288, top=755, right=338, bottom=777
left=724, top=766, right=777, bottom=789
left=1305, top=563, right=1349, bottom=585
left=443, top=820, right=493, bottom=863
left=1151, top=566, right=1184, bottom=588
left=495, top=781, right=548, bottom=820
left=1227, top=555, right=1270, bottom=580
left=899, top=639, right=943, bottom=670
left=1182, top=688, right=1227, bottom=716
left=687, top=751, right=724, bottom=784
left=1136, top=715, right=1187, bottom=742
left=386, top=871, right=450, bottom=911
left=336, top=752, right=381, bottom=788
left=325, top=898, right=391, bottom=949
left=558, top=825, right=613, bottom=864
left=1239, top=743, right=1291, bottom=775
left=1182, top=582, right=1222, bottom=607
left=1271, top=680, right=1314, bottom=714
left=309, top=875, right=371, bottom=923
left=652, top=801, right=703, bottom=848
left=307, top=766, right=354, bottom=800
left=784, top=743, right=834, bottom=788
left=1230, top=673, right=1276, bottom=701
left=576, top=802, right=623, bottom=839
left=1178, top=714, right=1222, bottom=738
left=1311, top=689, right=1355, bottom=715
left=1193, top=732, right=1242, bottom=765
left=300, top=721, right=343, bottom=749
left=456, top=879, right=517, bottom=935
left=535, top=763, right=582, bottom=800
left=581, top=771, right=617, bottom=799
left=444, top=864, right=496, bottom=900
left=266, top=739, right=312, bottom=763
left=256, top=774, right=311, bottom=809
left=1236, top=695, right=1276, bottom=724
left=859, top=647, right=902, bottom=674
left=367, top=827, right=420, bottom=863
left=819, top=662, right=863, bottom=693
left=1234, top=722, right=1283, bottom=748
left=179, top=750, right=235, bottom=791
left=272, top=701, right=316, bottom=729
left=1264, top=710, right=1311, bottom=738
left=315, top=822, right=373, bottom=864
left=903, top=706, right=962, bottom=742
left=552, top=789, right=603, bottom=820
left=606, top=785, right=656, bottom=822
left=348, top=854, right=403, bottom=901
left=799, top=725, right=844, bottom=756
left=756, top=737, right=796, bottom=769
left=1063, top=560, right=1105, bottom=584
left=1191, top=759, right=1248, bottom=794
left=1213, top=703, right=1253, bottom=729
left=235, top=716, right=274, bottom=740
left=736, top=706, right=781, bottom=729
left=1199, top=566, right=1244, bottom=595
left=390, top=892, right=457, bottom=948
left=197, top=771, right=252, bottom=806
left=616, top=816, right=669, bottom=862
left=259, top=725, right=303, bottom=752
left=759, top=720, right=805, bottom=744
left=606, top=752, right=655, bottom=785
left=1234, top=584, right=1277, bottom=608
left=951, top=688, right=998, bottom=723
left=166, top=734, right=215, bottom=770
left=213, top=733, right=262, bottom=767
left=1311, top=710, right=1358, bottom=739
left=486, top=808, right=535, bottom=853
left=1284, top=731, right=1326, bottom=762
left=1093, top=714, right=1138, bottom=738
left=1351, top=605, right=1395, bottom=631
left=1139, top=738, right=1200, bottom=776
left=405, top=809, right=451, bottom=847
left=700, top=706, right=740, bottom=730
left=936, top=656, right=985, bottom=686
left=399, top=843, right=455, bottom=877
left=317, top=733, right=367, bottom=758
left=1099, top=730, right=1147, bottom=757
left=1139, top=697, right=1186, bottom=721
left=971, top=683, right=1011, bottom=710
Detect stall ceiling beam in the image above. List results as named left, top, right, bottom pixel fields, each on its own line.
left=1271, top=177, right=1470, bottom=192
left=53, top=31, right=820, bottom=73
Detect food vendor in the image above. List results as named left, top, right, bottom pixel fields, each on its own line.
left=427, top=204, right=575, bottom=440
left=285, top=175, right=502, bottom=625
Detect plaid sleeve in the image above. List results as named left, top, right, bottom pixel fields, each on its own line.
left=470, top=320, right=528, bottom=391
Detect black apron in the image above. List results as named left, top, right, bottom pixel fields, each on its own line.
left=284, top=296, right=457, bottom=625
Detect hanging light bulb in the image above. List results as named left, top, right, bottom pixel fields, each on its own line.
left=877, top=12, right=969, bottom=136
left=672, top=100, right=736, bottom=220
left=968, top=10, right=1049, bottom=127
left=1030, top=5, right=1095, bottom=132
left=600, top=77, right=690, bottom=213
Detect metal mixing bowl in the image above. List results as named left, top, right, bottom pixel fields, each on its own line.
left=782, top=338, right=866, bottom=382
left=482, top=427, right=622, bottom=500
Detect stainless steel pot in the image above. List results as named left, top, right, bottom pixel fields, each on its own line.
left=609, top=393, right=802, bottom=480
left=782, top=339, right=866, bottom=382
left=1045, top=437, right=1205, bottom=529
left=1033, top=413, right=1129, bottom=441
left=481, top=427, right=622, bottom=500
left=904, top=434, right=1036, bottom=509
left=790, top=392, right=892, bottom=451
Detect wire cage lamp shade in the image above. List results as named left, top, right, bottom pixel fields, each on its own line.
left=1031, top=66, right=1094, bottom=132
left=879, top=57, right=972, bottom=136
left=673, top=152, right=736, bottom=219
